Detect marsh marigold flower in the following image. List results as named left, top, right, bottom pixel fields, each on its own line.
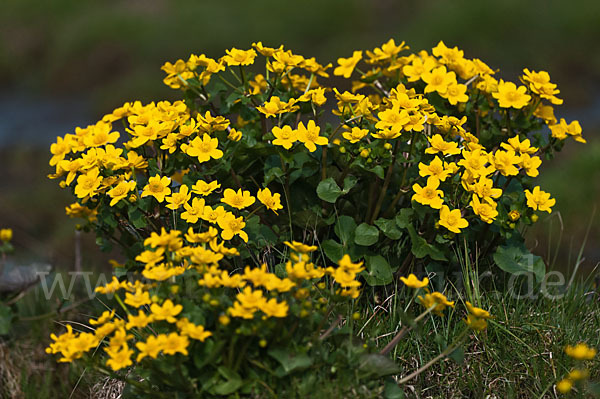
left=221, top=188, right=255, bottom=210
left=400, top=273, right=429, bottom=289
left=412, top=177, right=444, bottom=209
left=257, top=188, right=283, bottom=214
left=296, top=120, right=328, bottom=152
left=439, top=205, right=469, bottom=233
left=524, top=186, right=555, bottom=213
left=271, top=125, right=297, bottom=149
left=493, top=80, right=531, bottom=109
left=565, top=343, right=597, bottom=360
left=182, top=134, right=223, bottom=163
left=141, top=175, right=172, bottom=203
left=334, top=50, right=362, bottom=78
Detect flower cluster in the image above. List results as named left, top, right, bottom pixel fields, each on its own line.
left=556, top=343, right=597, bottom=394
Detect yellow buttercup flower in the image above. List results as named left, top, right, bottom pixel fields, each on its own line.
left=491, top=150, right=521, bottom=176
left=259, top=298, right=289, bottom=318
left=425, top=134, right=460, bottom=156
left=565, top=343, right=597, bottom=360
left=493, top=80, right=531, bottom=109
left=221, top=188, right=256, bottom=210
left=296, top=120, right=328, bottom=152
left=217, top=212, right=248, bottom=242
left=422, top=66, right=456, bottom=95
left=524, top=186, right=555, bottom=213
left=334, top=50, right=362, bottom=78
left=470, top=195, right=498, bottom=224
left=342, top=127, right=369, bottom=143
left=0, top=228, right=13, bottom=243
left=271, top=125, right=297, bottom=149
left=74, top=168, right=102, bottom=199
left=181, top=197, right=206, bottom=224
left=412, top=177, right=444, bottom=209
left=165, top=185, right=191, bottom=210
left=222, top=47, right=257, bottom=66
left=107, top=180, right=137, bottom=206
left=136, top=335, right=165, bottom=362
left=400, top=273, right=429, bottom=289
left=439, top=205, right=468, bottom=233
left=418, top=291, right=455, bottom=316
left=105, top=344, right=133, bottom=371
left=141, top=175, right=172, bottom=203
left=124, top=288, right=152, bottom=308
left=257, top=96, right=299, bottom=118
left=257, top=188, right=283, bottom=214
left=191, top=179, right=220, bottom=196
left=150, top=299, right=183, bottom=323
left=418, top=156, right=452, bottom=182
left=182, top=133, right=223, bottom=163
left=177, top=318, right=213, bottom=341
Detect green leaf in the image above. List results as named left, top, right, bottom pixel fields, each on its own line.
left=407, top=225, right=447, bottom=261
left=342, top=175, right=358, bottom=193
left=358, top=353, right=400, bottom=378
left=368, top=165, right=385, bottom=179
left=316, top=178, right=343, bottom=203
left=493, top=245, right=546, bottom=283
left=127, top=207, right=147, bottom=229
left=395, top=208, right=414, bottom=229
left=0, top=304, right=12, bottom=335
left=334, top=215, right=357, bottom=246
left=362, top=255, right=393, bottom=286
left=321, top=239, right=344, bottom=263
left=384, top=378, right=405, bottom=399
left=448, top=346, right=464, bottom=364
left=354, top=223, right=379, bottom=246
left=268, top=348, right=313, bottom=376
left=213, top=367, right=243, bottom=395
left=374, top=218, right=402, bottom=240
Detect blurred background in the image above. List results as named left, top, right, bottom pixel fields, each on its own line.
left=1, top=0, right=599, bottom=276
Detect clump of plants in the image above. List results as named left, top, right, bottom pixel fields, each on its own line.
left=45, top=39, right=586, bottom=396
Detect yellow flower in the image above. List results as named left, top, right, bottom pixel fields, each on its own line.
left=0, top=228, right=13, bottom=243
left=217, top=212, right=248, bottom=242
left=177, top=318, right=213, bottom=341
left=107, top=180, right=137, bottom=206
left=181, top=197, right=206, bottom=224
left=74, top=168, right=102, bottom=199
left=375, top=106, right=409, bottom=134
left=190, top=179, right=220, bottom=197
left=150, top=299, right=183, bottom=323
left=425, top=134, right=460, bottom=156
left=491, top=150, right=521, bottom=176
left=412, top=177, right=444, bottom=209
left=439, top=205, right=469, bottom=233
left=508, top=210, right=520, bottom=222
left=524, top=186, right=555, bottom=213
left=501, top=136, right=538, bottom=154
left=470, top=195, right=498, bottom=224
left=492, top=80, right=531, bottom=109
left=201, top=205, right=227, bottom=224
left=556, top=378, right=572, bottom=394
left=136, top=335, right=165, bottom=361
left=124, top=288, right=152, bottom=308
left=342, top=127, right=369, bottom=143
left=126, top=311, right=154, bottom=330
left=465, top=314, right=488, bottom=331
left=49, top=136, right=71, bottom=166
left=400, top=273, right=429, bottom=289
left=519, top=153, right=542, bottom=177
left=141, top=175, right=172, bottom=203
left=402, top=56, right=437, bottom=82
left=182, top=133, right=223, bottom=163
left=442, top=82, right=469, bottom=105
left=257, top=96, right=299, bottom=118
left=418, top=291, right=455, bottom=316
left=257, top=188, right=283, bottom=214
left=565, top=343, right=597, bottom=360
left=271, top=125, right=297, bottom=149
left=221, top=188, right=256, bottom=210
left=105, top=344, right=133, bottom=371
left=165, top=185, right=191, bottom=210
left=222, top=47, right=257, bottom=66
left=296, top=120, right=328, bottom=152
left=418, top=156, right=452, bottom=182
left=284, top=241, right=317, bottom=254
left=334, top=50, right=362, bottom=78
left=422, top=66, right=456, bottom=95
left=259, top=298, right=289, bottom=318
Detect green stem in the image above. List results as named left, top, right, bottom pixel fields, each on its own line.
left=369, top=141, right=400, bottom=224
